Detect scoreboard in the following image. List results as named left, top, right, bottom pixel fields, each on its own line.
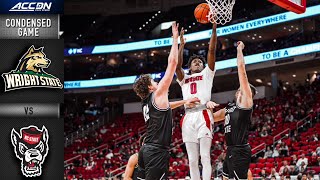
left=0, top=0, right=63, bottom=178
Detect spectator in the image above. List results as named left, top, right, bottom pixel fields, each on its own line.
left=282, top=167, right=291, bottom=176
left=316, top=146, right=320, bottom=156
left=85, top=157, right=96, bottom=170
left=298, top=162, right=307, bottom=173
left=260, top=127, right=268, bottom=137
left=292, top=155, right=298, bottom=165
left=302, top=173, right=307, bottom=180
left=264, top=146, right=273, bottom=158
left=106, top=150, right=114, bottom=159
left=260, top=169, right=268, bottom=178
left=289, top=166, right=298, bottom=176
left=100, top=126, right=108, bottom=134
left=75, top=146, right=81, bottom=154
left=279, top=142, right=289, bottom=156
left=168, top=166, right=175, bottom=177
left=272, top=146, right=280, bottom=157
left=213, top=141, right=223, bottom=151
left=285, top=111, right=294, bottom=122
left=310, top=134, right=318, bottom=142
left=296, top=154, right=308, bottom=168
left=268, top=168, right=279, bottom=178
left=317, top=156, right=320, bottom=166
left=176, top=149, right=185, bottom=158
left=97, top=151, right=104, bottom=159
left=68, top=166, right=79, bottom=176
left=307, top=172, right=314, bottom=180
left=95, top=137, right=103, bottom=147
left=103, top=159, right=112, bottom=169
left=170, top=148, right=177, bottom=159
left=78, top=174, right=83, bottom=180
left=279, top=161, right=290, bottom=175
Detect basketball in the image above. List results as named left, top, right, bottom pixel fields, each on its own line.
left=194, top=3, right=210, bottom=24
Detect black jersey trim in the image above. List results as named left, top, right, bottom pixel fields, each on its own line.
left=151, top=93, right=170, bottom=111
left=236, top=102, right=253, bottom=110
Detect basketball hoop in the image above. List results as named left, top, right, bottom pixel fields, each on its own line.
left=205, top=0, right=236, bottom=25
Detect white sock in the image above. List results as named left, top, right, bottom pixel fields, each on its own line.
left=200, top=137, right=212, bottom=180
left=185, top=142, right=201, bottom=180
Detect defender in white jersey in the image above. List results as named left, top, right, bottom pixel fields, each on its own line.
left=176, top=24, right=218, bottom=180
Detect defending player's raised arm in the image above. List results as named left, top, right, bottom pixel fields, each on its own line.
left=123, top=154, right=138, bottom=180
left=154, top=22, right=179, bottom=108
left=207, top=23, right=217, bottom=71
left=236, top=41, right=253, bottom=108
left=176, top=28, right=186, bottom=81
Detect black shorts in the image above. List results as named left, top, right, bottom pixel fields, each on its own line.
left=138, top=144, right=170, bottom=180
left=223, top=145, right=251, bottom=180
left=133, top=166, right=145, bottom=180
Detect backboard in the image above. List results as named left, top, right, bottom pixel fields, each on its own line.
left=268, top=0, right=306, bottom=14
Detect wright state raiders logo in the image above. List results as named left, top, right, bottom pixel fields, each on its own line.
left=1, top=45, right=63, bottom=92
left=11, top=125, right=49, bottom=177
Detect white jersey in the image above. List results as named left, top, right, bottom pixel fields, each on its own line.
left=177, top=66, right=216, bottom=107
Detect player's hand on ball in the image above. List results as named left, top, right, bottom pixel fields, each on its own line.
left=237, top=41, right=245, bottom=50
left=172, top=22, right=179, bottom=39
left=180, top=28, right=186, bottom=45
left=206, top=101, right=219, bottom=109
left=185, top=97, right=200, bottom=108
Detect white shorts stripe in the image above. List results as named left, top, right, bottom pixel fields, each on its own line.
left=159, top=173, right=165, bottom=180
left=233, top=170, right=247, bottom=180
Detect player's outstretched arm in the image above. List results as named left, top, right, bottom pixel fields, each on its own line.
left=176, top=28, right=185, bottom=81
left=206, top=101, right=225, bottom=122
left=154, top=22, right=179, bottom=109
left=213, top=109, right=226, bottom=123
left=123, top=154, right=138, bottom=180
left=169, top=97, right=200, bottom=109
left=207, top=23, right=217, bottom=71
left=236, top=41, right=253, bottom=108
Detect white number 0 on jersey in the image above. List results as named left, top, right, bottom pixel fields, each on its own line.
left=143, top=105, right=150, bottom=122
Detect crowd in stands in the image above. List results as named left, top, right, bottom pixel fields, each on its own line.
left=63, top=78, right=320, bottom=179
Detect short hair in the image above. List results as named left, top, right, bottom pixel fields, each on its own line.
left=250, top=84, right=258, bottom=97
left=133, top=74, right=152, bottom=100
left=187, top=54, right=206, bottom=68
left=139, top=133, right=147, bottom=146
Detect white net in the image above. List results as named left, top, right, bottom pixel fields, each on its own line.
left=205, top=0, right=236, bottom=25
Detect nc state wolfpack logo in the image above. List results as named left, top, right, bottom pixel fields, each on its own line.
left=11, top=125, right=49, bottom=177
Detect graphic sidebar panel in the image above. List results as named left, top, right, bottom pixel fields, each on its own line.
left=0, top=0, right=63, bottom=179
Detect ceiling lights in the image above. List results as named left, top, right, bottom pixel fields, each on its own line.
left=139, top=10, right=161, bottom=31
